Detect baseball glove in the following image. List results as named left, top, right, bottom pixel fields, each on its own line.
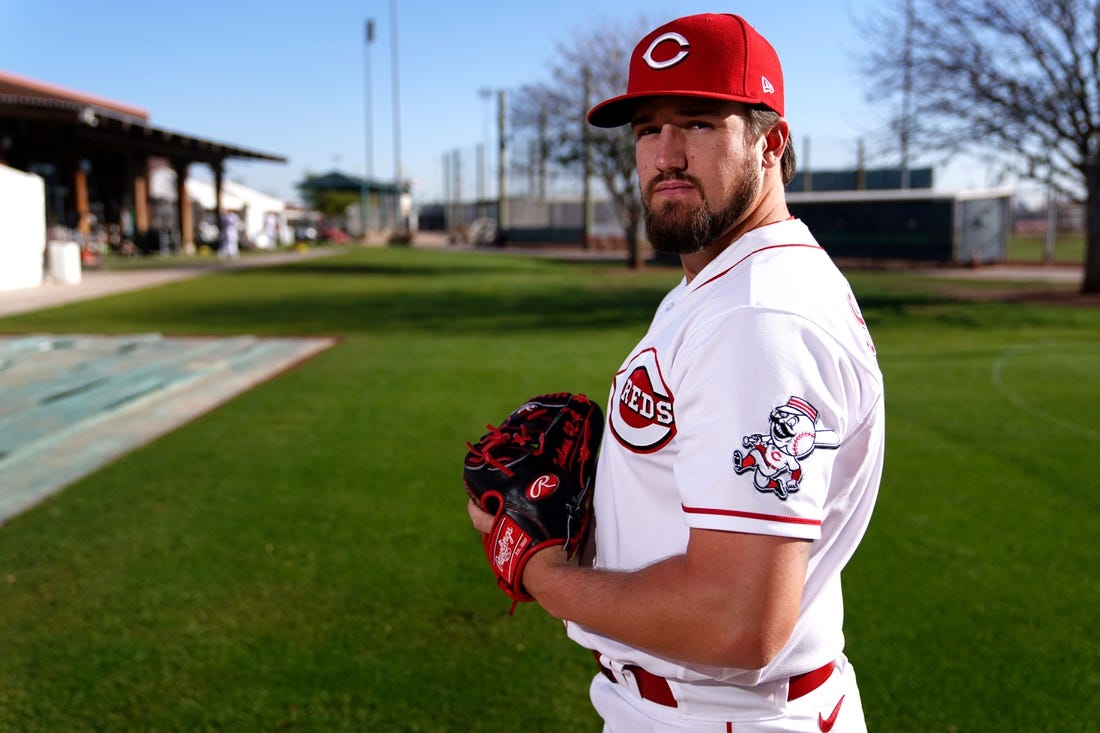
left=463, top=392, right=603, bottom=609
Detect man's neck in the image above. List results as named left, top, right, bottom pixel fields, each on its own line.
left=680, top=191, right=791, bottom=283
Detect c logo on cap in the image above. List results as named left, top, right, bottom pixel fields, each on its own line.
left=643, top=32, right=690, bottom=70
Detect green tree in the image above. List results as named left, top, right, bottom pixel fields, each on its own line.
left=296, top=175, right=360, bottom=218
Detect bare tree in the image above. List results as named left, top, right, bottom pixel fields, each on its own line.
left=861, top=0, right=1100, bottom=291
left=511, top=18, right=650, bottom=268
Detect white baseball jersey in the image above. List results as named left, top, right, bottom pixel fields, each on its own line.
left=567, top=218, right=885, bottom=697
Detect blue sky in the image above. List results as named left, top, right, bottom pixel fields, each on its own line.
left=0, top=1, right=990, bottom=205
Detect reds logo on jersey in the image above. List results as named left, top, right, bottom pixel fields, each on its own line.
left=609, top=347, right=675, bottom=453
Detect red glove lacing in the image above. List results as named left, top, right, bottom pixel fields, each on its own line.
left=464, top=409, right=549, bottom=477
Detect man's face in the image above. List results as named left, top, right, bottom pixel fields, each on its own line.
left=632, top=97, right=763, bottom=255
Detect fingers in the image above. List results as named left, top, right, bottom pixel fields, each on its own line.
left=467, top=499, right=494, bottom=534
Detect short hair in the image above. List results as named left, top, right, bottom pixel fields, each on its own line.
left=745, top=107, right=797, bottom=185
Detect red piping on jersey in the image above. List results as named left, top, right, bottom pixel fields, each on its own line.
left=682, top=504, right=822, bottom=527
left=692, top=243, right=823, bottom=291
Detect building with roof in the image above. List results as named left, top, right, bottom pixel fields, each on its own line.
left=296, top=170, right=413, bottom=240
left=0, top=69, right=286, bottom=256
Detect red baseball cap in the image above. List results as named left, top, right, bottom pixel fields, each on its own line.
left=587, top=13, right=784, bottom=128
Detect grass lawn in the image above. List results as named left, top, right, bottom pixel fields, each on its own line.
left=0, top=247, right=1097, bottom=732
left=1006, top=233, right=1086, bottom=264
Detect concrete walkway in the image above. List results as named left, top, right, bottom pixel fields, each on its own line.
left=0, top=246, right=344, bottom=319
left=918, top=262, right=1084, bottom=283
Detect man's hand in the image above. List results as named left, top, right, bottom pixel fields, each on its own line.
left=467, top=498, right=568, bottom=600
left=467, top=498, right=494, bottom=534
left=462, top=393, right=601, bottom=606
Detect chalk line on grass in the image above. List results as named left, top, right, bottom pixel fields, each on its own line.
left=990, top=341, right=1100, bottom=440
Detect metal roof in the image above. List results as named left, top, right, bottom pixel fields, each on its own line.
left=0, top=68, right=285, bottom=165
left=299, top=170, right=407, bottom=194
left=0, top=94, right=285, bottom=164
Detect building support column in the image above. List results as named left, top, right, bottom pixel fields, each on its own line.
left=212, top=160, right=224, bottom=245
left=133, top=159, right=150, bottom=243
left=173, top=159, right=193, bottom=254
left=74, top=162, right=91, bottom=238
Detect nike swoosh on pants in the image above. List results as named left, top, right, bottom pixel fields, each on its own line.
left=818, top=694, right=845, bottom=732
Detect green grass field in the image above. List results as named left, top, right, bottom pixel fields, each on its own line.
left=0, top=247, right=1097, bottom=732
left=1007, top=233, right=1086, bottom=264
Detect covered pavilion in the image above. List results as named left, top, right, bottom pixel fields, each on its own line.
left=0, top=69, right=286, bottom=253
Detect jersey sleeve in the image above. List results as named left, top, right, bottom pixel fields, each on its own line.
left=670, top=307, right=865, bottom=541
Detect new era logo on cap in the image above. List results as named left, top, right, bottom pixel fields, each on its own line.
left=587, top=13, right=784, bottom=128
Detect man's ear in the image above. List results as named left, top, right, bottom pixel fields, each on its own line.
left=761, top=118, right=790, bottom=170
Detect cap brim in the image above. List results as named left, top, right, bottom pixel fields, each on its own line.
left=586, top=94, right=644, bottom=128
left=586, top=90, right=773, bottom=128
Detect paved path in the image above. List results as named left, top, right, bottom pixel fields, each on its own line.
left=918, top=263, right=1083, bottom=283
left=0, top=247, right=344, bottom=319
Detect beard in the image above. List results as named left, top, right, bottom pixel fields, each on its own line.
left=642, top=159, right=761, bottom=255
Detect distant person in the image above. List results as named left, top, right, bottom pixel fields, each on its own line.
left=466, top=13, right=885, bottom=732
left=262, top=212, right=279, bottom=249
left=218, top=210, right=240, bottom=258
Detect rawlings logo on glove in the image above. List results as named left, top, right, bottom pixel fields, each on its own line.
left=527, top=474, right=560, bottom=500
left=463, top=393, right=603, bottom=611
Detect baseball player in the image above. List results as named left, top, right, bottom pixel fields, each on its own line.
left=468, top=13, right=884, bottom=732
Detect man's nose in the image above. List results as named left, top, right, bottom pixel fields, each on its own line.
left=654, top=125, right=687, bottom=172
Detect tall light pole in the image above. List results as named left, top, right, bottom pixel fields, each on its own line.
left=362, top=19, right=375, bottom=239
left=581, top=70, right=591, bottom=249
left=497, top=89, right=507, bottom=238
left=390, top=0, right=405, bottom=233
left=478, top=88, right=492, bottom=213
